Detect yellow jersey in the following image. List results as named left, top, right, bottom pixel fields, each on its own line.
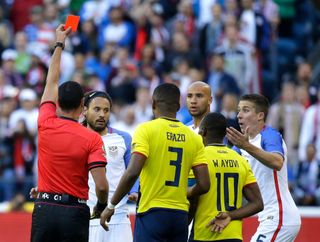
left=192, top=145, right=256, bottom=241
left=132, top=117, right=207, bottom=214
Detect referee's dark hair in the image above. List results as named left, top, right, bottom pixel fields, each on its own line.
left=153, top=83, right=180, bottom=113
left=58, top=81, right=84, bottom=111
left=200, top=112, right=227, bottom=142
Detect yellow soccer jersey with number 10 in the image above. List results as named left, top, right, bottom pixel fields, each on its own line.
left=192, top=145, right=256, bottom=241
left=132, top=117, right=207, bottom=214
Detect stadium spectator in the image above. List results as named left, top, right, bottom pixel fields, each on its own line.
left=293, top=143, right=320, bottom=206
left=267, top=81, right=305, bottom=174
left=8, top=88, right=39, bottom=137
left=299, top=85, right=320, bottom=162
left=214, top=25, right=254, bottom=94
left=207, top=53, right=241, bottom=111
left=13, top=31, right=32, bottom=77
left=220, top=93, right=241, bottom=134
left=1, top=49, right=24, bottom=88
left=199, top=3, right=224, bottom=57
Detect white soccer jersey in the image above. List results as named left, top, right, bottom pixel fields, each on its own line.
left=187, top=122, right=199, bottom=134
left=234, top=126, right=301, bottom=226
left=88, top=127, right=138, bottom=225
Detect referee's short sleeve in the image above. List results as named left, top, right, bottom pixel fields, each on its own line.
left=88, top=133, right=107, bottom=170
left=38, top=101, right=56, bottom=126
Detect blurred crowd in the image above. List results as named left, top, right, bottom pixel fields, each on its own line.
left=1, top=0, right=320, bottom=207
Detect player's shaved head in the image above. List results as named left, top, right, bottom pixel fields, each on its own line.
left=187, top=81, right=211, bottom=96
left=187, top=81, right=212, bottom=120
left=153, top=83, right=180, bottom=113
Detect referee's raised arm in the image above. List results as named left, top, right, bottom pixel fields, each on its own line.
left=41, top=24, right=71, bottom=104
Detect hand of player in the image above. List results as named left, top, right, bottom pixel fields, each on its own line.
left=100, top=207, right=114, bottom=231
left=226, top=126, right=250, bottom=149
left=91, top=200, right=108, bottom=219
left=91, top=205, right=102, bottom=219
left=206, top=212, right=231, bottom=233
left=29, top=187, right=38, bottom=199
left=128, top=192, right=138, bottom=202
left=55, top=24, right=72, bottom=44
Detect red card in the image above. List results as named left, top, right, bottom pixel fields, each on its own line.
left=65, top=15, right=80, bottom=32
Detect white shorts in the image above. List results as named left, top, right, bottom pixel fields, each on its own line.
left=89, top=223, right=133, bottom=242
left=250, top=220, right=301, bottom=242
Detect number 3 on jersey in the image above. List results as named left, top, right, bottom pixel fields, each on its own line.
left=165, top=147, right=183, bottom=187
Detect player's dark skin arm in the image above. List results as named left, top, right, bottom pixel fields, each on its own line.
left=187, top=165, right=210, bottom=224
left=100, top=153, right=145, bottom=231
left=187, top=164, right=210, bottom=198
left=188, top=196, right=199, bottom=224
left=207, top=182, right=263, bottom=232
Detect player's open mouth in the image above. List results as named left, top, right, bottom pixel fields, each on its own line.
left=96, top=120, right=105, bottom=125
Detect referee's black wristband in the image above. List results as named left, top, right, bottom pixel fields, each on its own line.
left=54, top=42, right=65, bottom=50
left=96, top=201, right=108, bottom=211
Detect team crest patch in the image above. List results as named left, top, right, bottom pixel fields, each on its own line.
left=108, top=146, right=118, bottom=157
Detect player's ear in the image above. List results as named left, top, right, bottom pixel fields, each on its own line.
left=257, top=112, right=264, bottom=121
left=199, top=126, right=206, bottom=137
left=83, top=106, right=88, bottom=117
left=152, top=99, right=156, bottom=110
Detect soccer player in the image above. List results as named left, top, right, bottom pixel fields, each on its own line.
left=186, top=81, right=212, bottom=187
left=190, top=112, right=263, bottom=242
left=226, top=94, right=301, bottom=242
left=100, top=83, right=210, bottom=242
left=82, top=91, right=138, bottom=242
left=186, top=81, right=212, bottom=133
left=186, top=81, right=212, bottom=226
left=31, top=25, right=108, bottom=242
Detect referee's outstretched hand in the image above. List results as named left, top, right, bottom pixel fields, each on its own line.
left=100, top=207, right=114, bottom=231
left=55, top=24, right=72, bottom=44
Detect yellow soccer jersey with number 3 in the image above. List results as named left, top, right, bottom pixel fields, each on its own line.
left=192, top=145, right=256, bottom=241
left=132, top=117, right=207, bottom=214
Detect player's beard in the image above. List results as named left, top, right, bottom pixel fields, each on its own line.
left=88, top=120, right=106, bottom=133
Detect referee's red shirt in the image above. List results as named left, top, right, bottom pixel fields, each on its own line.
left=37, top=102, right=107, bottom=200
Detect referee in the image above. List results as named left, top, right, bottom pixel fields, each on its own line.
left=31, top=25, right=109, bottom=242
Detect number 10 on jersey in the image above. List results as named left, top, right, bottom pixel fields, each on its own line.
left=216, top=172, right=239, bottom=211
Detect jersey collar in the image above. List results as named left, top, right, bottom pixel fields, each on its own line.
left=59, top=116, right=78, bottom=123
left=160, top=117, right=179, bottom=122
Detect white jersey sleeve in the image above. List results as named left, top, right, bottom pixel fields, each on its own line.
left=239, top=126, right=301, bottom=226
